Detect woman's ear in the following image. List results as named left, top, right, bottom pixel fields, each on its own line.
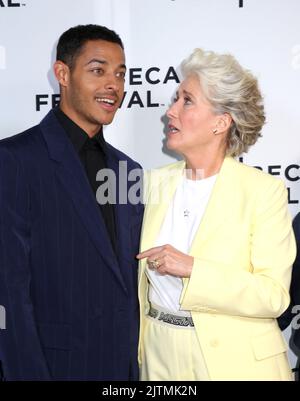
left=216, top=113, right=232, bottom=134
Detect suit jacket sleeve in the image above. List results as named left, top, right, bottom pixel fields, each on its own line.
left=278, top=213, right=300, bottom=352
left=277, top=212, right=300, bottom=331
left=290, top=213, right=300, bottom=308
left=289, top=213, right=300, bottom=351
left=0, top=146, right=51, bottom=380
left=180, top=178, right=296, bottom=319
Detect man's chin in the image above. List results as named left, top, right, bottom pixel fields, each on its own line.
left=101, top=117, right=116, bottom=126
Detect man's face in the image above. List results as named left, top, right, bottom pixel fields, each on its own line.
left=57, top=39, right=126, bottom=136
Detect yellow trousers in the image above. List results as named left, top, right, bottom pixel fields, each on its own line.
left=140, top=310, right=210, bottom=381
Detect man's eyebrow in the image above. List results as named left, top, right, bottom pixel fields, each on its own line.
left=85, top=58, right=106, bottom=66
left=85, top=59, right=127, bottom=70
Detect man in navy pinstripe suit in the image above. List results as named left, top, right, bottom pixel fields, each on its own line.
left=0, top=25, right=143, bottom=380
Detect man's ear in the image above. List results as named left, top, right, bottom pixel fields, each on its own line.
left=53, top=61, right=70, bottom=87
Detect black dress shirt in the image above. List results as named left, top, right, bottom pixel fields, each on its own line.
left=54, top=107, right=117, bottom=251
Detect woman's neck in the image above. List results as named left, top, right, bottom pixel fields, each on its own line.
left=184, top=152, right=226, bottom=180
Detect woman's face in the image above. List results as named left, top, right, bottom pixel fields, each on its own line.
left=166, top=75, right=221, bottom=156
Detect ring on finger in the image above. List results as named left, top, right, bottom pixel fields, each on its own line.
left=148, top=259, right=160, bottom=270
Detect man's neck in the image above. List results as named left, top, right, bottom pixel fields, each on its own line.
left=59, top=104, right=101, bottom=138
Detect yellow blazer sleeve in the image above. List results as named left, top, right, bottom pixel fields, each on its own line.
left=180, top=179, right=296, bottom=318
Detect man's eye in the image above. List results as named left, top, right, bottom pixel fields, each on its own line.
left=116, top=71, right=126, bottom=79
left=173, top=97, right=178, bottom=103
left=92, top=68, right=103, bottom=75
left=184, top=96, right=192, bottom=104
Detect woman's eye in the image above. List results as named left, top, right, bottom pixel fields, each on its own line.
left=184, top=96, right=192, bottom=105
left=173, top=97, right=178, bottom=103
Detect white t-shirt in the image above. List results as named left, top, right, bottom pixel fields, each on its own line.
left=146, top=173, right=217, bottom=312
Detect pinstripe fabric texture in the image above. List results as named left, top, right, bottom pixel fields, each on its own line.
left=0, top=110, right=143, bottom=380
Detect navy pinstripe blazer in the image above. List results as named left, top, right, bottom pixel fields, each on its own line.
left=278, top=213, right=300, bottom=355
left=0, top=109, right=143, bottom=380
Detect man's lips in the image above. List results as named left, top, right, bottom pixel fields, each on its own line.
left=95, top=96, right=118, bottom=110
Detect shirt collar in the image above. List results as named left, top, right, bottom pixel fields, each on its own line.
left=53, top=106, right=107, bottom=154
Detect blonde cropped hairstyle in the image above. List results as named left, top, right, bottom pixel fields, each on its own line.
left=181, top=49, right=265, bottom=157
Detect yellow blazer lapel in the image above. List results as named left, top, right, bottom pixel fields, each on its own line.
left=138, top=161, right=184, bottom=286
left=140, top=157, right=240, bottom=265
left=180, top=157, right=240, bottom=293
left=138, top=161, right=184, bottom=350
left=140, top=161, right=185, bottom=252
left=139, top=157, right=240, bottom=292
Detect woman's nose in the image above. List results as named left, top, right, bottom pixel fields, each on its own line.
left=166, top=102, right=177, bottom=119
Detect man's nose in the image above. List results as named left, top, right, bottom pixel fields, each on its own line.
left=104, top=73, right=120, bottom=92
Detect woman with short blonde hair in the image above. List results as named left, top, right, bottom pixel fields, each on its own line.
left=137, top=48, right=295, bottom=381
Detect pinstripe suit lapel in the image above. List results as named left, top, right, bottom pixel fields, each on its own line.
left=40, top=110, right=128, bottom=293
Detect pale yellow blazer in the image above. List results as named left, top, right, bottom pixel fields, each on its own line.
left=138, top=157, right=296, bottom=380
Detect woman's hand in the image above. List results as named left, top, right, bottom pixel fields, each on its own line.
left=136, top=244, right=194, bottom=278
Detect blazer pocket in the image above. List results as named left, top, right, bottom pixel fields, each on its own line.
left=251, top=329, right=287, bottom=361
left=37, top=323, right=71, bottom=351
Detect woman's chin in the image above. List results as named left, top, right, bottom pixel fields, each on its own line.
left=166, top=138, right=178, bottom=151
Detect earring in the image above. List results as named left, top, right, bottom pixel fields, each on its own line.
left=213, top=128, right=218, bottom=134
